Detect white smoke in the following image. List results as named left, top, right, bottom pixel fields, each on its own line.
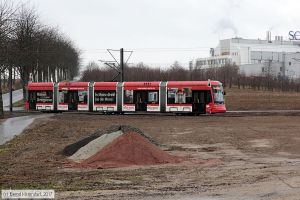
left=213, top=0, right=244, bottom=39
left=215, top=18, right=238, bottom=37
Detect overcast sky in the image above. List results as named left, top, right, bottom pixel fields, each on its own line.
left=20, top=0, right=300, bottom=69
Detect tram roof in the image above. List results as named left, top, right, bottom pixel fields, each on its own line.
left=58, top=82, right=89, bottom=90
left=27, top=82, right=54, bottom=90
left=123, top=82, right=160, bottom=90
left=167, top=81, right=221, bottom=87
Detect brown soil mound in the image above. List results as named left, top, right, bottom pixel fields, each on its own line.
left=77, top=132, right=183, bottom=169
left=63, top=125, right=158, bottom=156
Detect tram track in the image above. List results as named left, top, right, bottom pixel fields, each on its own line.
left=5, top=109, right=300, bottom=119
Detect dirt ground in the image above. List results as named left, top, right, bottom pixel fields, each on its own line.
left=225, top=87, right=300, bottom=110
left=1, top=113, right=300, bottom=200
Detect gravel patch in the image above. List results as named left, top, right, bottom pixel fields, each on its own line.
left=68, top=130, right=123, bottom=162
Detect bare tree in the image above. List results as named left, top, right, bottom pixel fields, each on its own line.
left=7, top=3, right=80, bottom=100
left=10, top=4, right=41, bottom=99
left=0, top=1, right=82, bottom=116
left=80, top=61, right=300, bottom=92
left=0, top=0, right=16, bottom=118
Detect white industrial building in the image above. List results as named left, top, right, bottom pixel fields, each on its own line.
left=193, top=32, right=300, bottom=78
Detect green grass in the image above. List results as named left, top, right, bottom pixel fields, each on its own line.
left=0, top=145, right=8, bottom=154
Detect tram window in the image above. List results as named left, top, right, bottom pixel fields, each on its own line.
left=36, top=91, right=53, bottom=103
left=59, top=90, right=68, bottom=103
left=186, top=97, right=192, bottom=104
left=168, top=88, right=191, bottom=104
left=176, top=92, right=185, bottom=103
left=148, top=91, right=159, bottom=104
left=183, top=88, right=192, bottom=104
left=124, top=90, right=134, bottom=103
left=94, top=90, right=116, bottom=104
left=78, top=90, right=88, bottom=104
left=167, top=88, right=176, bottom=104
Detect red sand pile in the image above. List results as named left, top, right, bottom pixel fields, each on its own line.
left=76, top=132, right=183, bottom=169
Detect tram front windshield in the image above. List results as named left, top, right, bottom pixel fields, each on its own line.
left=212, top=85, right=224, bottom=104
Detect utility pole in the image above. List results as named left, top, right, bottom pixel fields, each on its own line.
left=99, top=48, right=132, bottom=82
left=120, top=48, right=124, bottom=82
left=9, top=64, right=12, bottom=112
left=189, top=61, right=193, bottom=80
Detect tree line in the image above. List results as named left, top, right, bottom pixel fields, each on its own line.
left=81, top=61, right=300, bottom=92
left=0, top=0, right=80, bottom=117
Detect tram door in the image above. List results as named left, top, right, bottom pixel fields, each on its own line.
left=134, top=91, right=147, bottom=111
left=68, top=91, right=78, bottom=111
left=192, top=91, right=206, bottom=114
left=29, top=91, right=37, bottom=110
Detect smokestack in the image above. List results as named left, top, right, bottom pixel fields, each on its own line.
left=266, top=31, right=272, bottom=43
left=210, top=48, right=215, bottom=56
left=274, top=36, right=283, bottom=42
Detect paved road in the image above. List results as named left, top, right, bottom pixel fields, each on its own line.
left=2, top=89, right=23, bottom=111
left=0, top=114, right=52, bottom=145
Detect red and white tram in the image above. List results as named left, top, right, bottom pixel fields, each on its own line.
left=93, top=82, right=117, bottom=112
left=26, top=80, right=226, bottom=114
left=27, top=82, right=54, bottom=111
left=122, top=82, right=161, bottom=112
left=57, top=82, right=89, bottom=111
